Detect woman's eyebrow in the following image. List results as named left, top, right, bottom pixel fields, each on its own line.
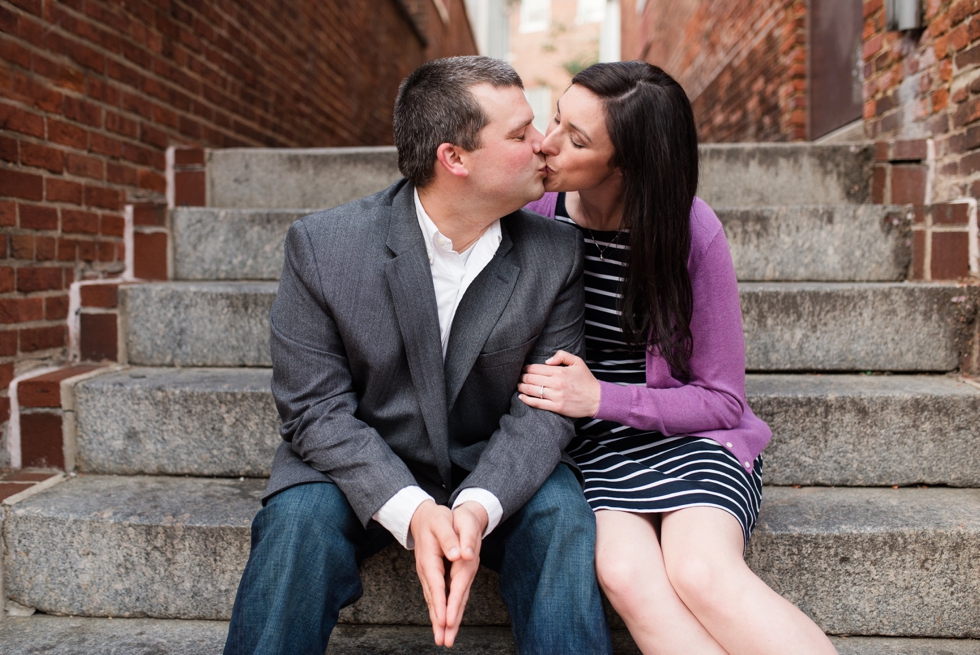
left=567, top=122, right=593, bottom=143
left=555, top=99, right=593, bottom=143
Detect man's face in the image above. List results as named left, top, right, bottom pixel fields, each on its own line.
left=461, top=84, right=547, bottom=210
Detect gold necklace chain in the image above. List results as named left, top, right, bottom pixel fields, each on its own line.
left=587, top=228, right=623, bottom=262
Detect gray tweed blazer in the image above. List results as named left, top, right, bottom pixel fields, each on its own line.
left=265, top=179, right=585, bottom=527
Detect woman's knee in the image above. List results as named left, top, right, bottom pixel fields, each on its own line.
left=664, top=550, right=737, bottom=615
left=595, top=550, right=644, bottom=604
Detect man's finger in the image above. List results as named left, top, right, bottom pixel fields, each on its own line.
left=453, top=504, right=484, bottom=560
left=431, top=514, right=462, bottom=561
left=445, top=557, right=479, bottom=647
left=416, top=548, right=447, bottom=644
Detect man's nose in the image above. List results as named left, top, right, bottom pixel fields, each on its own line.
left=528, top=124, right=545, bottom=153
left=539, top=127, right=558, bottom=156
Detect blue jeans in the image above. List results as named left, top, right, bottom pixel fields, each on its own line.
left=224, top=464, right=612, bottom=655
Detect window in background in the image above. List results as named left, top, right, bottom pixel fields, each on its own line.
left=577, top=0, right=606, bottom=23
left=520, top=0, right=550, bottom=33
left=524, top=86, right=552, bottom=135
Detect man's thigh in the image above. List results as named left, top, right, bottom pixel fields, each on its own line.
left=481, top=463, right=595, bottom=570
left=254, top=482, right=393, bottom=569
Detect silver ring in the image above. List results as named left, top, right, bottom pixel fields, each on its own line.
left=539, top=385, right=546, bottom=399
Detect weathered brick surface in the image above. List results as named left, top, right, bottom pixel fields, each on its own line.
left=0, top=0, right=477, bottom=447
left=864, top=0, right=980, bottom=203
left=622, top=0, right=807, bottom=142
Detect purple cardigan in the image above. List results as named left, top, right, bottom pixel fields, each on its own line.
left=525, top=193, right=771, bottom=473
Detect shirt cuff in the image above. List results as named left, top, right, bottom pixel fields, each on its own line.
left=452, top=488, right=503, bottom=538
left=372, top=486, right=434, bottom=550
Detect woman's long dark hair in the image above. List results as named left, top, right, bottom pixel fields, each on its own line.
left=571, top=62, right=698, bottom=380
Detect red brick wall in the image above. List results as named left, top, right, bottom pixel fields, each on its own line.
left=0, top=0, right=476, bottom=466
left=621, top=0, right=807, bottom=142
left=863, top=0, right=980, bottom=203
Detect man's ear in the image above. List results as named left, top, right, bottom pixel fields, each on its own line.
left=435, top=143, right=469, bottom=179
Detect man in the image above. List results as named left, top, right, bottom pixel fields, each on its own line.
left=224, top=56, right=612, bottom=655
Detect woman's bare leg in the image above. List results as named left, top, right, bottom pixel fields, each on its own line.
left=594, top=510, right=728, bottom=655
left=659, top=507, right=838, bottom=655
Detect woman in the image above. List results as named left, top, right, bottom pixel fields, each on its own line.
left=518, top=62, right=837, bottom=655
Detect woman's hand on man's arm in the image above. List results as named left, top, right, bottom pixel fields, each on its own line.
left=518, top=350, right=601, bottom=418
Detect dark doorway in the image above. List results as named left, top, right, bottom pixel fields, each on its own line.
left=809, top=0, right=864, bottom=139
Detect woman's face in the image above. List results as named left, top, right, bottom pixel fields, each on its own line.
left=540, top=84, right=619, bottom=193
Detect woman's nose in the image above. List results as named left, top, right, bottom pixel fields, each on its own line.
left=540, top=126, right=559, bottom=156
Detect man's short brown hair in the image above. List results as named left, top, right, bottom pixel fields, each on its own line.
left=393, top=56, right=523, bottom=188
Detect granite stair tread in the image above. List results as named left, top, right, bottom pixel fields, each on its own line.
left=2, top=616, right=979, bottom=654
left=170, top=204, right=913, bottom=283
left=200, top=143, right=874, bottom=209
left=5, top=477, right=980, bottom=636
left=120, top=281, right=979, bottom=371
left=72, top=368, right=980, bottom=486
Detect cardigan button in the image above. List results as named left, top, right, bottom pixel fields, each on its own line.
left=744, top=462, right=751, bottom=468
left=726, top=442, right=733, bottom=448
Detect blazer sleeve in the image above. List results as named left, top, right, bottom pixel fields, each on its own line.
left=450, top=235, right=586, bottom=520
left=270, top=220, right=420, bottom=524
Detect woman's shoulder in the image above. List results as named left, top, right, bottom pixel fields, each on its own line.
left=687, top=197, right=728, bottom=274
left=689, top=196, right=723, bottom=245
left=523, top=192, right=559, bottom=219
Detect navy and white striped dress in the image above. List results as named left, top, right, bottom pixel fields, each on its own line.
left=556, top=194, right=763, bottom=544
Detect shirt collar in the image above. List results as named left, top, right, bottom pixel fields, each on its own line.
left=414, top=187, right=501, bottom=262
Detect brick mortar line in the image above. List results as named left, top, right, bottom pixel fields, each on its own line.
left=0, top=320, right=74, bottom=328
left=4, top=3, right=374, bottom=145
left=920, top=225, right=976, bottom=232
left=0, top=229, right=124, bottom=238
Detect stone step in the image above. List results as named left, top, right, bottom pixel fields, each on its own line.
left=120, top=281, right=978, bottom=371
left=72, top=368, right=980, bottom=488
left=200, top=144, right=874, bottom=209
left=205, top=146, right=402, bottom=210
left=5, top=478, right=980, bottom=637
left=1, top=618, right=978, bottom=655
left=121, top=282, right=276, bottom=368
left=698, top=143, right=875, bottom=207
left=74, top=368, right=280, bottom=477
left=171, top=208, right=309, bottom=281
left=171, top=204, right=912, bottom=282
left=740, top=282, right=976, bottom=372
left=719, top=204, right=911, bottom=281
left=751, top=374, right=980, bottom=486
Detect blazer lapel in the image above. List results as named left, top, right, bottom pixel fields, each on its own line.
left=383, top=185, right=452, bottom=488
left=444, top=223, right=519, bottom=410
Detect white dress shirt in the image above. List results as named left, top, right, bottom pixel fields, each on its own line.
left=370, top=189, right=505, bottom=549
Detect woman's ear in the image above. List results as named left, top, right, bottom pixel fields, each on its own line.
left=435, top=143, right=469, bottom=179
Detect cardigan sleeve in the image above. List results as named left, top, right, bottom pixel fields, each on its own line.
left=593, top=222, right=750, bottom=436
